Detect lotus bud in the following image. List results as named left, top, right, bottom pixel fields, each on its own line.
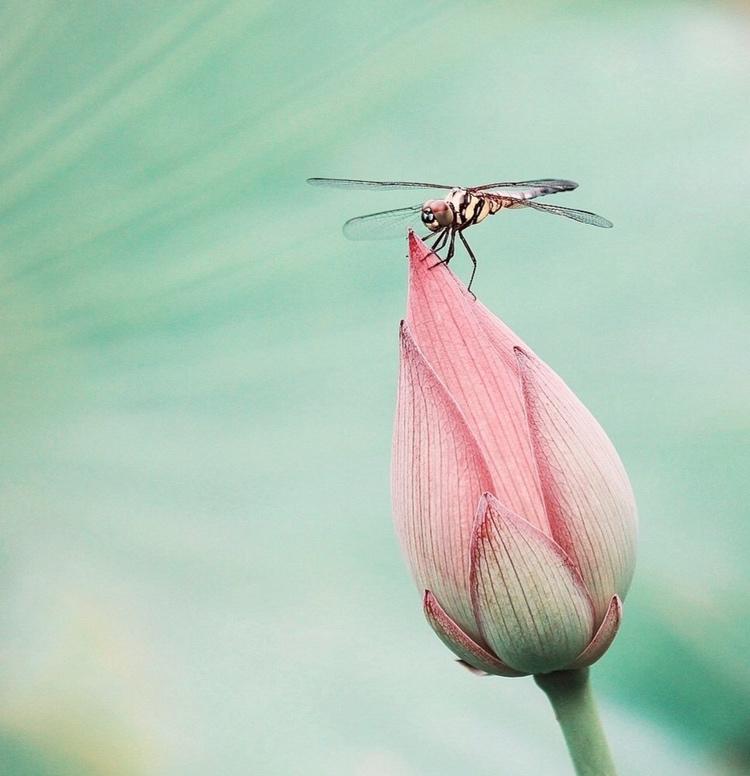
left=391, top=233, right=637, bottom=676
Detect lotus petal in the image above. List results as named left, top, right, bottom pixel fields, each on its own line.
left=470, top=493, right=595, bottom=674
left=405, top=232, right=549, bottom=535
left=392, top=322, right=494, bottom=639
left=514, top=346, right=638, bottom=620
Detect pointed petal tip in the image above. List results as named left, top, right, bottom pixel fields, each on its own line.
left=407, top=229, right=426, bottom=257
left=472, top=492, right=526, bottom=542
left=398, top=321, right=431, bottom=368
left=407, top=232, right=439, bottom=283
left=398, top=319, right=415, bottom=348
left=470, top=493, right=505, bottom=568
left=568, top=595, right=623, bottom=669
left=475, top=491, right=494, bottom=519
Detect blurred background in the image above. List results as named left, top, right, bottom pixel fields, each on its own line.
left=0, top=1, right=748, bottom=774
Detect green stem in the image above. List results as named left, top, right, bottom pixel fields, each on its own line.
left=534, top=668, right=617, bottom=776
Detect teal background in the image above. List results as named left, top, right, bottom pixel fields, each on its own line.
left=1, top=2, right=748, bottom=774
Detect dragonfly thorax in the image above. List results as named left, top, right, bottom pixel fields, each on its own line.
left=421, top=199, right=454, bottom=232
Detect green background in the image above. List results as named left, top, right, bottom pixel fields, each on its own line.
left=1, top=2, right=748, bottom=774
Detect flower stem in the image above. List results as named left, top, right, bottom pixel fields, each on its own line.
left=534, top=668, right=617, bottom=776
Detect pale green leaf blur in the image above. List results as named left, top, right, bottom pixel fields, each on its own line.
left=0, top=2, right=748, bottom=775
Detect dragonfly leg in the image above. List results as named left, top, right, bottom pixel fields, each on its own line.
left=429, top=228, right=457, bottom=269
left=445, top=230, right=456, bottom=263
left=426, top=228, right=449, bottom=266
left=432, top=228, right=449, bottom=252
left=458, top=231, right=478, bottom=299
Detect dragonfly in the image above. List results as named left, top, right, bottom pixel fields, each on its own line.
left=307, top=176, right=613, bottom=294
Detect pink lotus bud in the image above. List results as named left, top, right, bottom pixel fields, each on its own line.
left=392, top=233, right=637, bottom=676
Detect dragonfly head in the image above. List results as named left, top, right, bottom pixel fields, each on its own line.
left=421, top=199, right=453, bottom=232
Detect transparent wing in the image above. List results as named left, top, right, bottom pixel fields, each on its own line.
left=342, top=205, right=423, bottom=240
left=471, top=178, right=578, bottom=194
left=308, top=177, right=455, bottom=191
left=524, top=200, right=613, bottom=228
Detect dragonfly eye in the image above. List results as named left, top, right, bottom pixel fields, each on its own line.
left=422, top=200, right=451, bottom=232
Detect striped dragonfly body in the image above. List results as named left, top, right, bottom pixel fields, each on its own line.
left=437, top=187, right=542, bottom=232
left=307, top=176, right=612, bottom=295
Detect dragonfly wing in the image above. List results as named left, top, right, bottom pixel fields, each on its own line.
left=524, top=200, right=613, bottom=228
left=307, top=177, right=455, bottom=191
left=472, top=179, right=578, bottom=195
left=342, top=205, right=423, bottom=240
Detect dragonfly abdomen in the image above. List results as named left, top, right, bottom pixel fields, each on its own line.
left=486, top=193, right=530, bottom=213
